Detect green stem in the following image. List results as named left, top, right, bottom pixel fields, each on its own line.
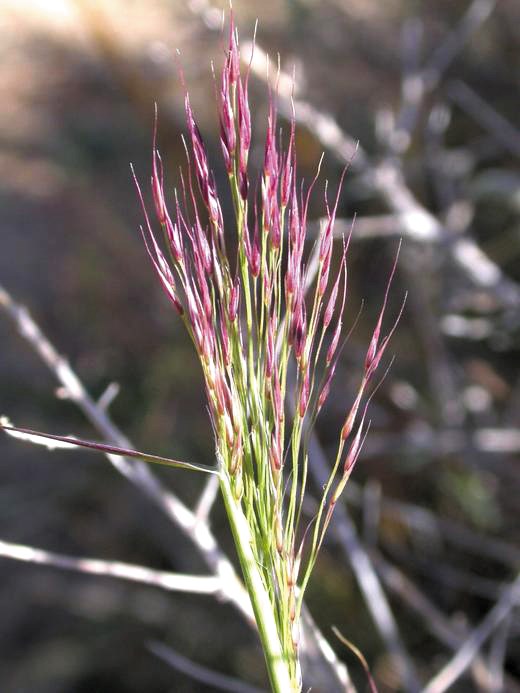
left=220, top=471, right=298, bottom=693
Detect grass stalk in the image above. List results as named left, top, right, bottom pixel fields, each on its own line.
left=220, top=470, right=299, bottom=692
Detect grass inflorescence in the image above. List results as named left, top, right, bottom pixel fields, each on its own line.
left=132, top=16, right=402, bottom=691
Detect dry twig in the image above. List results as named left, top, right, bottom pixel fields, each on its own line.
left=148, top=640, right=266, bottom=693
left=0, top=538, right=223, bottom=596
left=423, top=572, right=520, bottom=693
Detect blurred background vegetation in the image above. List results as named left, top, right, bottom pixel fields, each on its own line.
left=0, top=0, right=519, bottom=691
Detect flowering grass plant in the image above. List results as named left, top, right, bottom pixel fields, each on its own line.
left=1, top=17, right=403, bottom=693
left=132, top=19, right=403, bottom=690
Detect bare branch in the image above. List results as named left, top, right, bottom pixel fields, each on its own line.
left=371, top=550, right=520, bottom=693
left=195, top=474, right=220, bottom=522
left=345, top=481, right=520, bottom=567
left=300, top=605, right=355, bottom=693
left=392, top=0, right=497, bottom=151
left=447, top=80, right=520, bottom=158
left=149, top=640, right=266, bottom=693
left=486, top=614, right=512, bottom=693
left=424, top=0, right=497, bottom=89
left=423, top=572, right=520, bottom=693
left=97, top=381, right=120, bottom=411
left=0, top=538, right=223, bottom=596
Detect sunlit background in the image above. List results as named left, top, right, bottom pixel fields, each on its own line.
left=1, top=0, right=519, bottom=691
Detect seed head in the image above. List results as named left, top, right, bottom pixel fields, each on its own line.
left=133, top=19, right=402, bottom=666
